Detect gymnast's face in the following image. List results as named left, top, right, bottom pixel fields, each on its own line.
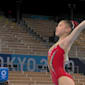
left=55, top=20, right=71, bottom=37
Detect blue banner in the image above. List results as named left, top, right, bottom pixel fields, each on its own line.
left=0, top=54, right=84, bottom=74
left=0, top=54, right=48, bottom=72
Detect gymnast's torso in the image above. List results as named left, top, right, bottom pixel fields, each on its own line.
left=48, top=43, right=71, bottom=63
left=48, top=43, right=73, bottom=85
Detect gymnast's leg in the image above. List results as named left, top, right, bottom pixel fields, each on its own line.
left=58, top=76, right=75, bottom=85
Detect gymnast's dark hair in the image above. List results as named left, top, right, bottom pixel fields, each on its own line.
left=64, top=20, right=79, bottom=32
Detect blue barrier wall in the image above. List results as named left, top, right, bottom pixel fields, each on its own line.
left=0, top=54, right=48, bottom=72
left=0, top=54, right=85, bottom=74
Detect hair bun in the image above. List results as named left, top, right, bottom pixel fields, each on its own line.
left=71, top=20, right=79, bottom=29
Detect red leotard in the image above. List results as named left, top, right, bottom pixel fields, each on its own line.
left=48, top=45, right=74, bottom=85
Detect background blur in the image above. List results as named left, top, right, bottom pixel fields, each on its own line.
left=0, top=0, right=85, bottom=85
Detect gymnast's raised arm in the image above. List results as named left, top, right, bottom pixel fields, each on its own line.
left=60, top=20, right=85, bottom=50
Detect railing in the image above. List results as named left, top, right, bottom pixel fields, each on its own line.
left=20, top=19, right=49, bottom=43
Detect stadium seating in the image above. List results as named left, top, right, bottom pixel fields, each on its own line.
left=0, top=16, right=49, bottom=56
left=23, top=18, right=56, bottom=41
left=0, top=16, right=84, bottom=85
left=0, top=16, right=84, bottom=57
left=8, top=71, right=85, bottom=85
left=23, top=17, right=85, bottom=58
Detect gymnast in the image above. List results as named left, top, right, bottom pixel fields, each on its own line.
left=48, top=20, right=85, bottom=85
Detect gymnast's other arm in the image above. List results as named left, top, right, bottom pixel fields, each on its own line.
left=60, top=20, right=85, bottom=50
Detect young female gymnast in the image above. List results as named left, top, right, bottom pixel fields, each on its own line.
left=48, top=20, right=85, bottom=85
